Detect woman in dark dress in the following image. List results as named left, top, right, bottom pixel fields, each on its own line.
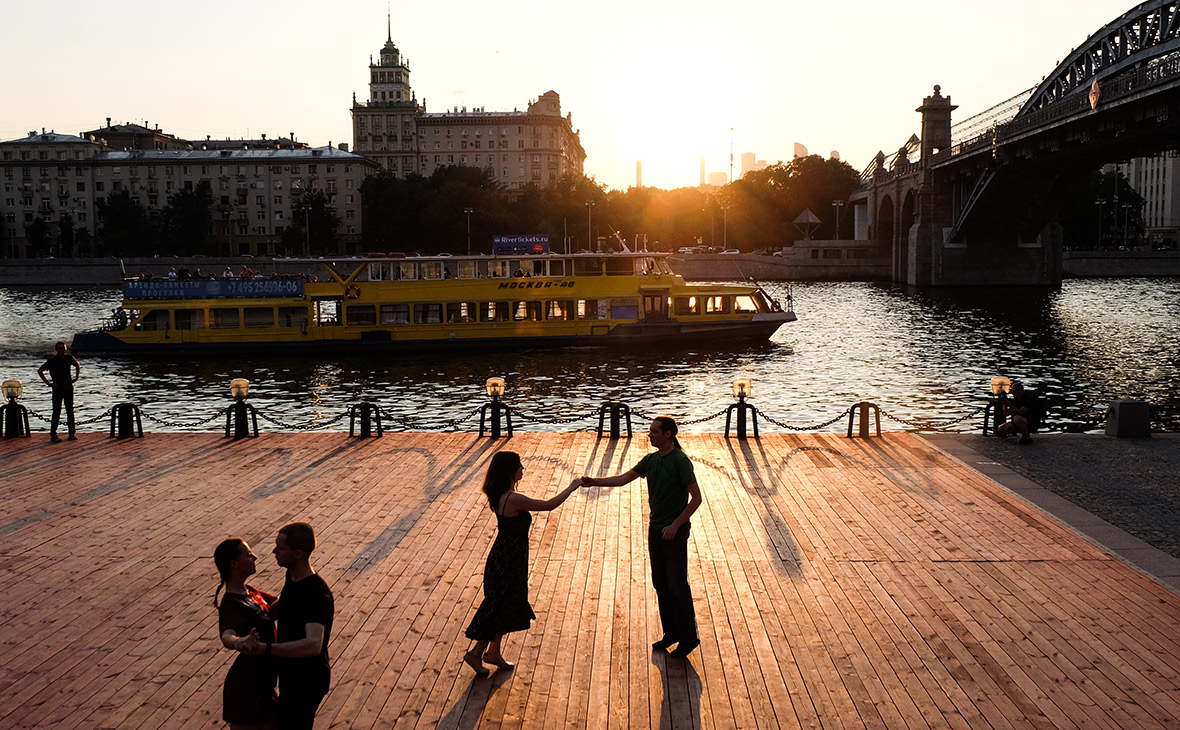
left=213, top=538, right=278, bottom=729
left=463, top=451, right=582, bottom=675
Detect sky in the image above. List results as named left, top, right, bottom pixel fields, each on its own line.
left=1, top=0, right=1128, bottom=191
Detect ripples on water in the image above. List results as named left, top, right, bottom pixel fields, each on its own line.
left=1, top=279, right=1177, bottom=433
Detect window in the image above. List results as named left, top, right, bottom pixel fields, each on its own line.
left=210, top=308, right=240, bottom=329
left=673, top=297, right=699, bottom=315
left=278, top=307, right=307, bottom=328
left=546, top=300, right=575, bottom=321
left=609, top=298, right=639, bottom=319
left=578, top=299, right=605, bottom=320
left=446, top=302, right=478, bottom=323
left=380, top=304, right=409, bottom=324
left=573, top=258, right=603, bottom=276
left=244, top=308, right=274, bottom=328
left=346, top=305, right=376, bottom=326
left=734, top=295, right=757, bottom=313
left=513, top=301, right=543, bottom=321
left=413, top=303, right=442, bottom=323
left=704, top=296, right=729, bottom=314
left=481, top=302, right=510, bottom=322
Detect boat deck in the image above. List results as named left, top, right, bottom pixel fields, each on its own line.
left=1, top=432, right=1178, bottom=729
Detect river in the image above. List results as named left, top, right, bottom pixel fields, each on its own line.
left=1, top=279, right=1177, bottom=434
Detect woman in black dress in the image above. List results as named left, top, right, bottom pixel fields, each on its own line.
left=463, top=451, right=582, bottom=675
left=213, top=538, right=278, bottom=729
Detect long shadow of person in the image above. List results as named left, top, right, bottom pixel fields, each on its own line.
left=435, top=671, right=514, bottom=730
left=657, top=651, right=703, bottom=730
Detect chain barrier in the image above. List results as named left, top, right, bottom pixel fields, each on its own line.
left=755, top=406, right=853, bottom=432
left=377, top=404, right=483, bottom=431
left=254, top=408, right=350, bottom=431
left=26, top=406, right=113, bottom=426
left=628, top=407, right=730, bottom=426
left=140, top=407, right=229, bottom=429
left=879, top=405, right=986, bottom=431
left=512, top=407, right=600, bottom=425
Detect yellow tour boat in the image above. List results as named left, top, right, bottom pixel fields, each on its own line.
left=70, top=251, right=795, bottom=353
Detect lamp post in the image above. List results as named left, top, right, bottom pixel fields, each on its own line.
left=479, top=377, right=513, bottom=439
left=464, top=207, right=473, bottom=255
left=1, top=380, right=30, bottom=439
left=721, top=205, right=729, bottom=249
left=725, top=377, right=758, bottom=439
left=301, top=203, right=311, bottom=257
left=1095, top=198, right=1106, bottom=249
left=1122, top=203, right=1131, bottom=249
left=832, top=199, right=844, bottom=239
left=586, top=201, right=595, bottom=251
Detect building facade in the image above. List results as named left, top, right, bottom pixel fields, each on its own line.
left=1120, top=153, right=1180, bottom=248
left=1, top=127, right=375, bottom=258
left=350, top=29, right=586, bottom=189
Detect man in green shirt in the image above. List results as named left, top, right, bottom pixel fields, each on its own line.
left=583, top=416, right=703, bottom=658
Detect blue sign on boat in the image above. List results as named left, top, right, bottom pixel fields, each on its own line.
left=493, top=235, right=550, bottom=256
left=124, top=279, right=304, bottom=300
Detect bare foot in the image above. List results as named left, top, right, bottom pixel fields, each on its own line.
left=463, top=650, right=489, bottom=676
left=482, top=652, right=514, bottom=670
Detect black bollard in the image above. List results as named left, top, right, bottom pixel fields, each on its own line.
left=109, top=403, right=143, bottom=439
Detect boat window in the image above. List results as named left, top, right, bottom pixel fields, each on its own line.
left=548, top=259, right=567, bottom=277
left=346, top=305, right=376, bottom=326
left=513, top=301, right=543, bottom=321
left=420, top=262, right=443, bottom=280
left=133, top=309, right=170, bottom=331
left=279, top=307, right=307, bottom=327
left=734, top=295, right=757, bottom=313
left=367, top=263, right=386, bottom=281
left=605, top=257, right=634, bottom=276
left=315, top=299, right=340, bottom=326
left=704, top=296, right=729, bottom=314
left=396, top=261, right=417, bottom=280
left=577, top=299, right=606, bottom=320
left=547, top=300, right=575, bottom=321
left=380, top=303, right=409, bottom=325
left=446, top=302, right=478, bottom=323
left=413, top=303, right=442, bottom=324
left=509, top=260, right=527, bottom=278
left=244, top=307, right=275, bottom=328
left=673, top=297, right=698, bottom=315
left=210, top=308, right=240, bottom=329
left=174, top=309, right=205, bottom=330
left=481, top=301, right=510, bottom=322
left=531, top=260, right=546, bottom=277
left=457, top=260, right=479, bottom=279
left=609, top=298, right=639, bottom=319
left=489, top=260, right=509, bottom=278
left=655, top=258, right=673, bottom=275
left=573, top=258, right=603, bottom=276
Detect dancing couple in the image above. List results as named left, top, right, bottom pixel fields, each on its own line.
left=462, top=416, right=703, bottom=675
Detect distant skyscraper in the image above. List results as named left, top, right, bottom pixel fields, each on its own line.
left=707, top=171, right=728, bottom=187
left=700, top=158, right=706, bottom=186
left=794, top=143, right=808, bottom=158
left=636, top=160, right=642, bottom=188
left=741, top=152, right=756, bottom=178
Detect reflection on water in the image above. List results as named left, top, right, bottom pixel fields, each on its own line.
left=1, top=279, right=1177, bottom=433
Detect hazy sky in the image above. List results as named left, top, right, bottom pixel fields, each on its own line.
left=2, top=0, right=1127, bottom=191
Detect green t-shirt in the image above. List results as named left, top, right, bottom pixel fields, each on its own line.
left=633, top=448, right=696, bottom=529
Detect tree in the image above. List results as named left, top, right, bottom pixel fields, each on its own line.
left=96, top=189, right=154, bottom=256
left=57, top=212, right=76, bottom=258
left=26, top=216, right=51, bottom=257
left=289, top=189, right=339, bottom=256
left=161, top=182, right=213, bottom=255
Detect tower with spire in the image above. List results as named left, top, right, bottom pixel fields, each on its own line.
left=351, top=13, right=423, bottom=177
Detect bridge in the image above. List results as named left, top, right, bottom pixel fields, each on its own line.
left=853, top=0, right=1180, bottom=286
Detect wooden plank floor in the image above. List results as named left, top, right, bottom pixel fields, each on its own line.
left=1, top=432, right=1179, bottom=729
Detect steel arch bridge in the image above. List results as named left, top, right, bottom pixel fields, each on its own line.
left=856, top=0, right=1180, bottom=286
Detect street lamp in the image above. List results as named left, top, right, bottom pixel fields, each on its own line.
left=464, top=207, right=473, bottom=255
left=832, top=199, right=844, bottom=239
left=301, top=203, right=311, bottom=257
left=1095, top=198, right=1106, bottom=249
left=721, top=205, right=729, bottom=248
left=586, top=201, right=595, bottom=251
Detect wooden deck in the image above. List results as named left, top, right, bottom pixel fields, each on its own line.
left=1, top=432, right=1179, bottom=729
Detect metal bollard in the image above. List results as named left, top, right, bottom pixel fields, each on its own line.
left=846, top=401, right=881, bottom=438
left=109, top=403, right=143, bottom=439
left=349, top=402, right=383, bottom=438
left=597, top=401, right=632, bottom=439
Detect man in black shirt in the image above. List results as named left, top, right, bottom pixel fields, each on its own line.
left=37, top=341, right=80, bottom=443
left=246, top=522, right=334, bottom=730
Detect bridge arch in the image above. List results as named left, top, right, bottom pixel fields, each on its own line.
left=1020, top=1, right=1180, bottom=117
left=876, top=195, right=895, bottom=250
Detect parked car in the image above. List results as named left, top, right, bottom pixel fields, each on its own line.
left=719, top=249, right=740, bottom=254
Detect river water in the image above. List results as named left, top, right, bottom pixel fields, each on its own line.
left=1, top=279, right=1177, bottom=434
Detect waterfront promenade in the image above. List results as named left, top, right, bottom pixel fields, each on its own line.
left=2, top=432, right=1179, bottom=729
